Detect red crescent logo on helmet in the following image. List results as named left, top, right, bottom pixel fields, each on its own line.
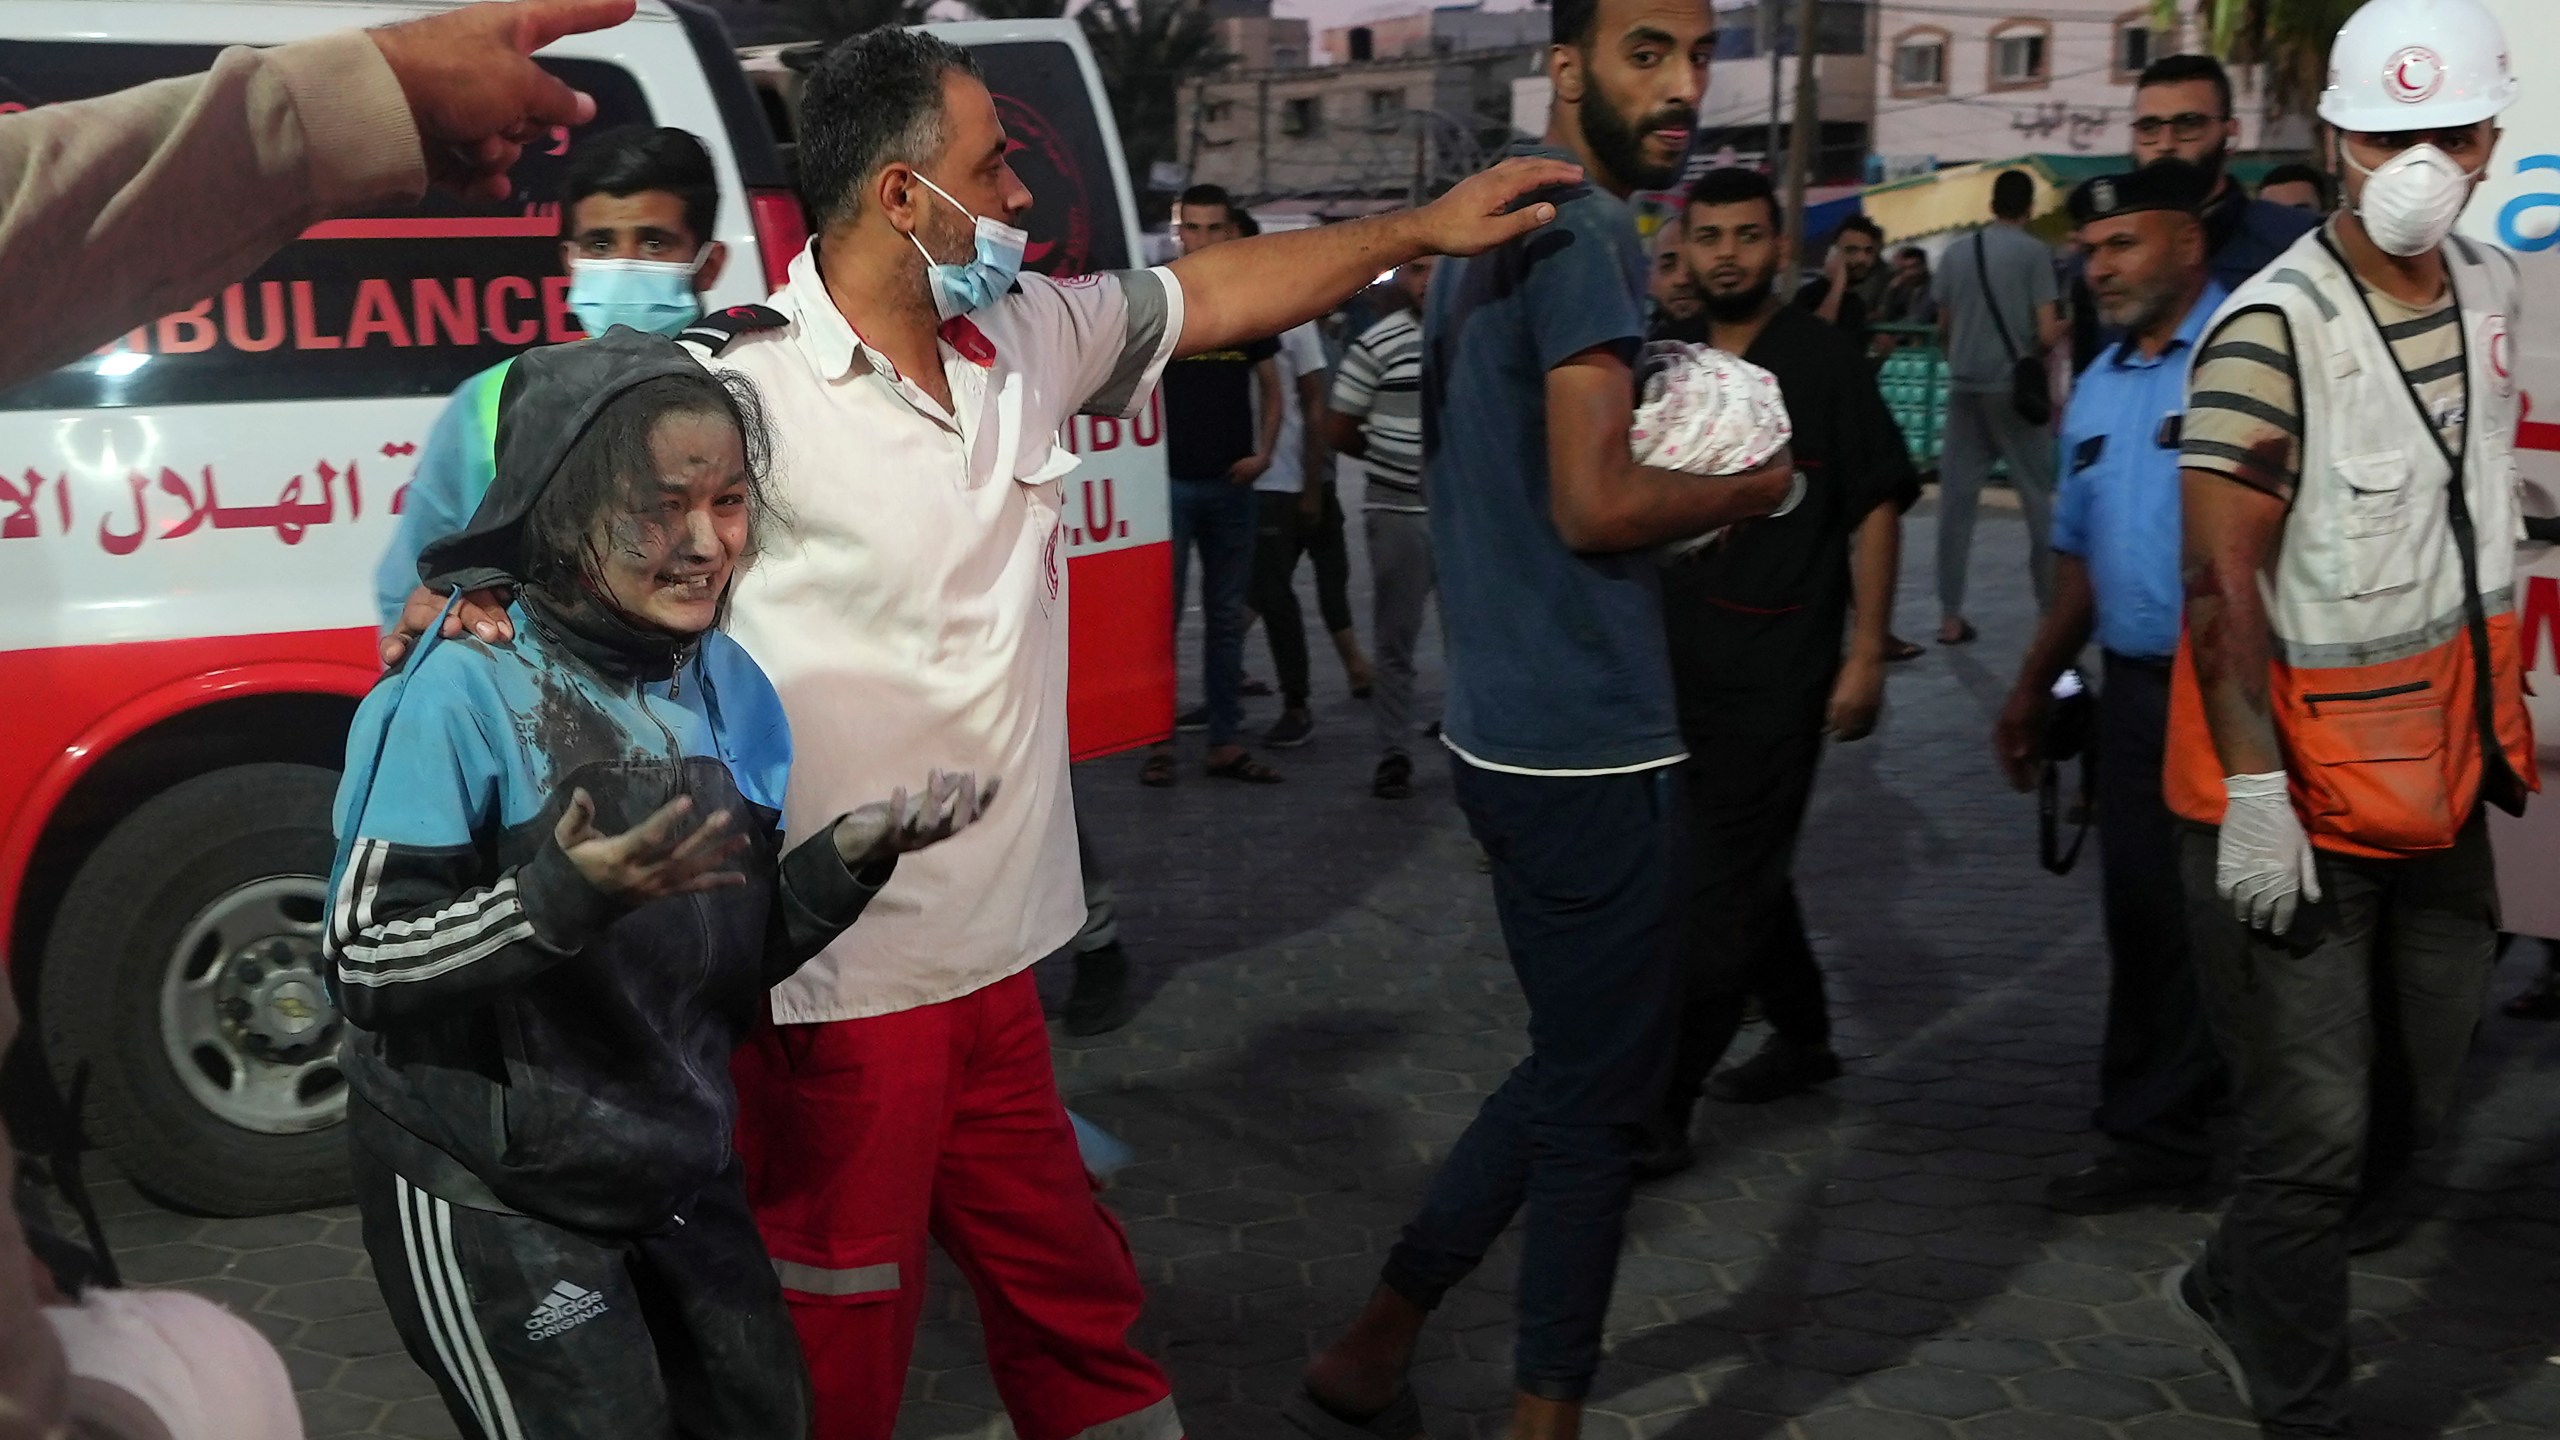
left=2385, top=46, right=2445, bottom=104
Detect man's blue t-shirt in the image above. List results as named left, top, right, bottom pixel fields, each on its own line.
left=1425, top=143, right=1683, bottom=773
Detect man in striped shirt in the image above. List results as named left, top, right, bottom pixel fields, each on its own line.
left=1325, top=257, right=1434, bottom=799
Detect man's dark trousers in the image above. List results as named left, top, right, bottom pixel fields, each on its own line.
left=1250, top=487, right=1356, bottom=708
left=1664, top=726, right=1828, bottom=1104
left=2179, top=810, right=2499, bottom=1436
left=1381, top=759, right=1685, bottom=1398
left=2093, top=652, right=2221, bottom=1171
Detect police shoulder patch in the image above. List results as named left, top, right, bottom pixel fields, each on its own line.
left=678, top=304, right=790, bottom=354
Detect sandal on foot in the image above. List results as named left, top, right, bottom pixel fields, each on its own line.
left=1139, top=753, right=1176, bottom=788
left=1885, top=635, right=1926, bottom=662
left=1206, top=751, right=1284, bottom=784
left=1939, top=620, right=1979, bottom=646
left=1283, top=1385, right=1425, bottom=1440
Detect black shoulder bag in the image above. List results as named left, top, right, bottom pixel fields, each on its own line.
left=1975, top=232, right=2053, bottom=426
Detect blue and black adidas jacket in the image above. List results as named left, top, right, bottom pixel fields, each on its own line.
left=324, top=599, right=886, bottom=1236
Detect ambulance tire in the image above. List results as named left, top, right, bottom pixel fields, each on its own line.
left=40, top=763, right=353, bottom=1216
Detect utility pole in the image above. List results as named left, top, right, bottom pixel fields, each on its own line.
left=1780, top=0, right=1819, bottom=299
left=1257, top=77, right=1270, bottom=198
left=1410, top=115, right=1429, bottom=207
left=1761, top=0, right=1781, bottom=174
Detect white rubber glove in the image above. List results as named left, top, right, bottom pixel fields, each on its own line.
left=2217, top=771, right=2322, bottom=934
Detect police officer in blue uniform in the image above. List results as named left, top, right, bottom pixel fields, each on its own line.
left=1995, top=161, right=2229, bottom=1213
left=2069, top=53, right=2316, bottom=372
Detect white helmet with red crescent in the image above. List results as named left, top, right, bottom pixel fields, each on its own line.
left=2319, top=0, right=2518, bottom=132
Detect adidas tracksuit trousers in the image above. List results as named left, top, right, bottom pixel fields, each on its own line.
left=352, top=1145, right=809, bottom=1440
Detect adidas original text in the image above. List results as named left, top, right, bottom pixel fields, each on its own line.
left=524, top=1280, right=609, bottom=1341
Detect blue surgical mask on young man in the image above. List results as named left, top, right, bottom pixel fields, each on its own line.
left=567, top=251, right=710, bottom=337
left=905, top=173, right=1029, bottom=321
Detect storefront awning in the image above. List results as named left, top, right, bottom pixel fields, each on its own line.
left=1863, top=153, right=2295, bottom=244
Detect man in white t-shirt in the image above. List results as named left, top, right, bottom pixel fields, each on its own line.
left=390, top=28, right=1577, bottom=1440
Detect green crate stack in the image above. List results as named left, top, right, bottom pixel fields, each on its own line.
left=1873, top=328, right=1947, bottom=473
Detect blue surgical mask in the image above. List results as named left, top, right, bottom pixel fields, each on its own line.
left=906, top=173, right=1029, bottom=320
left=568, top=253, right=709, bottom=337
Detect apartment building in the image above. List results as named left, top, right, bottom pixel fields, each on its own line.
left=1869, top=0, right=2308, bottom=173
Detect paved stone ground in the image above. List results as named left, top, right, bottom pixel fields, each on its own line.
left=83, top=501, right=2560, bottom=1439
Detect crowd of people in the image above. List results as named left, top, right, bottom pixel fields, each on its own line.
left=0, top=0, right=2543, bottom=1438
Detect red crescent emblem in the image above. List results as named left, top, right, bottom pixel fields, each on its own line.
left=2385, top=46, right=2445, bottom=104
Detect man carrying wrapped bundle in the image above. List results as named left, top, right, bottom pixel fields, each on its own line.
left=1639, top=169, right=1918, bottom=1172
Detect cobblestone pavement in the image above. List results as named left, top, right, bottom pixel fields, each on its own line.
left=88, top=504, right=2560, bottom=1439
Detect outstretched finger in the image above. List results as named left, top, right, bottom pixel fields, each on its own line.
left=668, top=865, right=751, bottom=897
left=924, top=778, right=966, bottom=840
left=617, top=795, right=698, bottom=857
left=509, top=0, right=637, bottom=53
left=665, top=809, right=736, bottom=865
left=1479, top=155, right=1582, bottom=200
left=664, top=832, right=750, bottom=888
left=553, top=788, right=598, bottom=848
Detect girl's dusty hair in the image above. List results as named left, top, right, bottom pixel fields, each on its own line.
left=519, top=368, right=785, bottom=612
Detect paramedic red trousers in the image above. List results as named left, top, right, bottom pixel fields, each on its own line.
left=730, top=970, right=1179, bottom=1440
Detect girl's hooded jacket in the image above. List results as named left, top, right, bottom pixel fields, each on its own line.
left=324, top=330, right=884, bottom=1235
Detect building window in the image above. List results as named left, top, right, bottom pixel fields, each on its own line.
left=1890, top=27, right=1948, bottom=96
left=1205, top=100, right=1235, bottom=124
left=1989, top=20, right=2050, bottom=90
left=1271, top=45, right=1301, bottom=67
left=1281, top=96, right=1321, bottom=136
left=1815, top=0, right=1871, bottom=57
left=1367, top=88, right=1403, bottom=125
left=2115, top=12, right=2155, bottom=78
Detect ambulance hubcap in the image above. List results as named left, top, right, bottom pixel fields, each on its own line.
left=158, top=878, right=347, bottom=1135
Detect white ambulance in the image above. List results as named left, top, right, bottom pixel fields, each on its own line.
left=0, top=2, right=1170, bottom=1214
left=2473, top=0, right=2560, bottom=936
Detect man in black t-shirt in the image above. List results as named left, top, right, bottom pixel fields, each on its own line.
left=1144, top=184, right=1285, bottom=786
left=1788, top=213, right=1883, bottom=344
left=1643, top=169, right=1918, bottom=1172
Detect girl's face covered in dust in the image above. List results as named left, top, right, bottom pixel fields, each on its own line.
left=592, top=409, right=750, bottom=635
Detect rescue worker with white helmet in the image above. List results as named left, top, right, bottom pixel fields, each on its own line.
left=2161, top=0, right=2531, bottom=1431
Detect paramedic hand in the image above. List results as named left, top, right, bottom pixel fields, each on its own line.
left=554, top=791, right=747, bottom=902
left=369, top=0, right=638, bottom=201
left=2217, top=771, right=2322, bottom=934
left=1415, top=156, right=1584, bottom=255
left=381, top=583, right=514, bottom=667
left=832, top=771, right=1000, bottom=868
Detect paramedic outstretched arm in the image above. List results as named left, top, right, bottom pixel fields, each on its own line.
left=1168, top=156, right=1577, bottom=356
left=2183, top=469, right=2319, bottom=932
left=761, top=771, right=1000, bottom=982
left=0, top=0, right=633, bottom=391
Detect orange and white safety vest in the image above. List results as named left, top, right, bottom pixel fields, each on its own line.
left=2165, top=227, right=2537, bottom=858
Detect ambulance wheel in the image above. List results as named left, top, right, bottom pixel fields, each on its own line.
left=41, top=763, right=353, bottom=1215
